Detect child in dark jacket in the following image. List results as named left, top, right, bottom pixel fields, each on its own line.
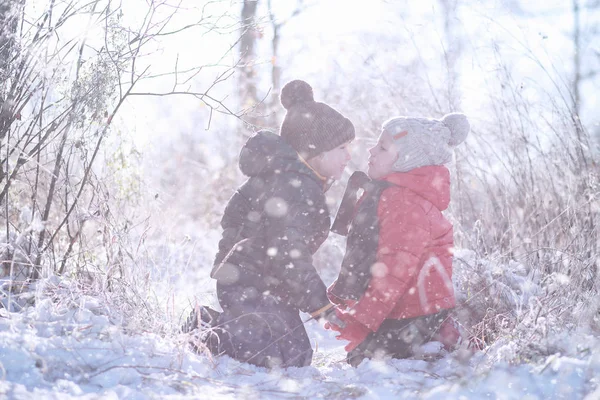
left=185, top=80, right=354, bottom=369
left=326, top=113, right=470, bottom=367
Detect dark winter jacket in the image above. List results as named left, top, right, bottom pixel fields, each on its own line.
left=328, top=166, right=457, bottom=351
left=210, top=131, right=331, bottom=315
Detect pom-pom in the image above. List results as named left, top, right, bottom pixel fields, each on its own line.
left=280, top=80, right=314, bottom=110
left=442, top=113, right=470, bottom=146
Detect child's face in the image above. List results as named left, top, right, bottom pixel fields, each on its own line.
left=368, top=131, right=399, bottom=179
left=309, top=141, right=353, bottom=180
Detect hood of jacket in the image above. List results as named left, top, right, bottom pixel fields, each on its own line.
left=381, top=165, right=451, bottom=211
left=239, top=130, right=325, bottom=185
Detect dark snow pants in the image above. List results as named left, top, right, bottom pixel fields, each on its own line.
left=346, top=310, right=450, bottom=367
left=204, top=281, right=313, bottom=369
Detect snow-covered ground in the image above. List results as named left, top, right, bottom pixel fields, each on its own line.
left=1, top=271, right=599, bottom=399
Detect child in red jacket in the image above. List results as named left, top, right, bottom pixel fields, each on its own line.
left=327, top=113, right=470, bottom=367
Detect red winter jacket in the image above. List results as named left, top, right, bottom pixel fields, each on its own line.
left=328, top=166, right=456, bottom=350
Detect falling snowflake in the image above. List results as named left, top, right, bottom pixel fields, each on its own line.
left=264, top=197, right=288, bottom=218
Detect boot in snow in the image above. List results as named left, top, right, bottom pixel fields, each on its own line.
left=182, top=305, right=220, bottom=333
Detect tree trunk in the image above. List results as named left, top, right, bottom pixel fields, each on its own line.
left=0, top=0, right=21, bottom=139
left=0, top=0, right=20, bottom=83
left=572, top=0, right=581, bottom=117
left=570, top=0, right=592, bottom=168
left=268, top=22, right=282, bottom=130
left=240, top=0, right=261, bottom=131
left=0, top=0, right=22, bottom=192
left=439, top=0, right=462, bottom=111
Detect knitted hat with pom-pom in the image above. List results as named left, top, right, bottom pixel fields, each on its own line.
left=280, top=80, right=355, bottom=160
left=381, top=113, right=470, bottom=172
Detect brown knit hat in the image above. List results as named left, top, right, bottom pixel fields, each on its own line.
left=280, top=80, right=355, bottom=160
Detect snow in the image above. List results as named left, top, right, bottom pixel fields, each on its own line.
left=1, top=267, right=599, bottom=399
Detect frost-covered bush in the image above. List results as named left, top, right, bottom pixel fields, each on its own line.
left=452, top=250, right=538, bottom=349
left=453, top=248, right=600, bottom=364
left=1, top=231, right=39, bottom=280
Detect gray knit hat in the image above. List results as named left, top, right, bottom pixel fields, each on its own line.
left=382, top=113, right=470, bottom=172
left=280, top=80, right=355, bottom=160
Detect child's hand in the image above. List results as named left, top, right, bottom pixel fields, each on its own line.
left=336, top=323, right=370, bottom=352
left=326, top=313, right=371, bottom=352
left=321, top=308, right=371, bottom=351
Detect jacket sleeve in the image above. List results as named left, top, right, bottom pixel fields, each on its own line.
left=349, top=188, right=431, bottom=331
left=263, top=180, right=331, bottom=315
left=213, top=190, right=251, bottom=268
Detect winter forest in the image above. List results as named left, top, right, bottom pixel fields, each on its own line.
left=1, top=0, right=600, bottom=398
